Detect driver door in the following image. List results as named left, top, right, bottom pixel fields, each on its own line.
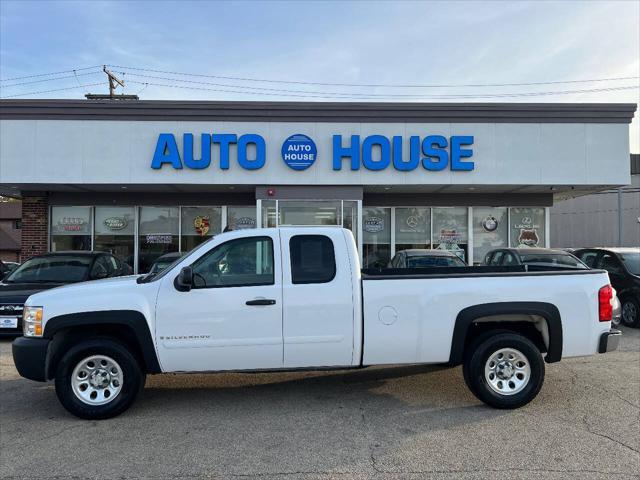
left=155, top=232, right=283, bottom=372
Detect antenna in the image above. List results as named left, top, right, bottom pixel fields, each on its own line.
left=85, top=66, right=139, bottom=100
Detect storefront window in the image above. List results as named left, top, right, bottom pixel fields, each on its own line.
left=473, top=207, right=508, bottom=264
left=94, top=207, right=135, bottom=268
left=50, top=206, right=92, bottom=251
left=432, top=207, right=469, bottom=263
left=138, top=207, right=179, bottom=273
left=181, top=207, right=221, bottom=252
left=395, top=207, right=431, bottom=253
left=510, top=207, right=546, bottom=248
left=363, top=207, right=391, bottom=268
left=227, top=206, right=256, bottom=231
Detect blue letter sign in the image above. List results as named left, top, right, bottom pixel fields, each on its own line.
left=151, top=134, right=183, bottom=169
left=151, top=133, right=475, bottom=172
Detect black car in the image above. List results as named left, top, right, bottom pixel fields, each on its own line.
left=389, top=249, right=466, bottom=268
left=483, top=248, right=588, bottom=270
left=574, top=248, right=640, bottom=328
left=0, top=251, right=131, bottom=336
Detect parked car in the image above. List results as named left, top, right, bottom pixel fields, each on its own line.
left=148, top=252, right=183, bottom=274
left=389, top=249, right=466, bottom=268
left=13, top=228, right=620, bottom=419
left=573, top=248, right=640, bottom=328
left=483, top=248, right=588, bottom=270
left=0, top=252, right=131, bottom=336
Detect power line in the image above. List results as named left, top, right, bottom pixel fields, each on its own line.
left=124, top=79, right=638, bottom=100
left=108, top=64, right=640, bottom=89
left=1, top=71, right=103, bottom=88
left=0, top=83, right=104, bottom=99
left=118, top=71, right=639, bottom=98
left=0, top=65, right=102, bottom=83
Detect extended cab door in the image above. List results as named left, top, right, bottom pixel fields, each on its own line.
left=279, top=229, right=356, bottom=368
left=154, top=231, right=283, bottom=372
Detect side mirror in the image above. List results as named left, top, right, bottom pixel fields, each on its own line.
left=174, top=266, right=193, bottom=292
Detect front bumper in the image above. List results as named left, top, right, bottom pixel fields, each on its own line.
left=598, top=329, right=622, bottom=354
left=12, top=336, right=50, bottom=382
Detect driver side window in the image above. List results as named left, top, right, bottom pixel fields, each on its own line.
left=191, top=236, right=274, bottom=288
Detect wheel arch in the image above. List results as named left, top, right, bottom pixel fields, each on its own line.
left=43, top=310, right=161, bottom=379
left=449, top=302, right=562, bottom=366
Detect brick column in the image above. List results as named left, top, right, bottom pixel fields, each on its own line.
left=20, top=195, right=49, bottom=262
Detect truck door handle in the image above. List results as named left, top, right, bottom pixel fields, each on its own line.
left=246, top=299, right=276, bottom=306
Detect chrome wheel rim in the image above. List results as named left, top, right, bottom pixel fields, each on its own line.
left=484, top=348, right=531, bottom=396
left=622, top=302, right=637, bottom=325
left=71, top=355, right=123, bottom=406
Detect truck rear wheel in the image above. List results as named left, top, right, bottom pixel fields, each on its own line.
left=463, top=332, right=544, bottom=409
left=54, top=338, right=145, bottom=419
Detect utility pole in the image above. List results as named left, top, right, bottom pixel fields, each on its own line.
left=105, top=66, right=124, bottom=97
left=85, top=65, right=139, bottom=100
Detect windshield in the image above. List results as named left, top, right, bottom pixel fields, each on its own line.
left=519, top=253, right=587, bottom=269
left=619, top=252, right=640, bottom=275
left=4, top=255, right=93, bottom=283
left=407, top=255, right=466, bottom=268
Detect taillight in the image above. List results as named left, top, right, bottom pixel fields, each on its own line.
left=598, top=285, right=613, bottom=322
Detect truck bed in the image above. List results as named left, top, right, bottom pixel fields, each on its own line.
left=361, top=267, right=610, bottom=366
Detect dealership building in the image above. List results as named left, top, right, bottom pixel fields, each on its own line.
left=0, top=100, right=636, bottom=272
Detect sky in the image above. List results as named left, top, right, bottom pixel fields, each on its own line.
left=1, top=0, right=638, bottom=151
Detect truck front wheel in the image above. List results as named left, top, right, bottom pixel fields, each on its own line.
left=463, top=332, right=544, bottom=409
left=54, top=338, right=145, bottom=419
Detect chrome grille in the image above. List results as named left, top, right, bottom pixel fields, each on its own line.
left=0, top=304, right=23, bottom=317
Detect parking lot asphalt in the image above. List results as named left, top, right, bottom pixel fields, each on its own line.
left=1, top=328, right=639, bottom=480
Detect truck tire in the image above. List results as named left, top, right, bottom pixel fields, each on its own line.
left=621, top=297, right=640, bottom=328
left=54, top=338, right=145, bottom=420
left=463, top=332, right=544, bottom=409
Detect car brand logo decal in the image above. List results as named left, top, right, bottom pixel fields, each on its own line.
left=103, top=217, right=128, bottom=231
left=481, top=215, right=499, bottom=232
left=518, top=229, right=540, bottom=247
left=364, top=216, right=385, bottom=233
left=406, top=216, right=419, bottom=229
left=194, top=216, right=210, bottom=236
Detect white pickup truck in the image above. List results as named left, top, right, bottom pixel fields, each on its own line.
left=13, top=227, right=620, bottom=419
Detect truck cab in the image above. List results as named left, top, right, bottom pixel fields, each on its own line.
left=153, top=227, right=360, bottom=371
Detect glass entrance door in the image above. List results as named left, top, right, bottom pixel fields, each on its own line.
left=260, top=199, right=359, bottom=244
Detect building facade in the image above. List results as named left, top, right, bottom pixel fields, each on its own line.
left=551, top=154, right=640, bottom=248
left=0, top=100, right=636, bottom=271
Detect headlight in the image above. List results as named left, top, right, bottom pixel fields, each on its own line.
left=23, top=307, right=43, bottom=337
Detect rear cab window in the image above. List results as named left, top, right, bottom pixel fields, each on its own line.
left=289, top=235, right=336, bottom=284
